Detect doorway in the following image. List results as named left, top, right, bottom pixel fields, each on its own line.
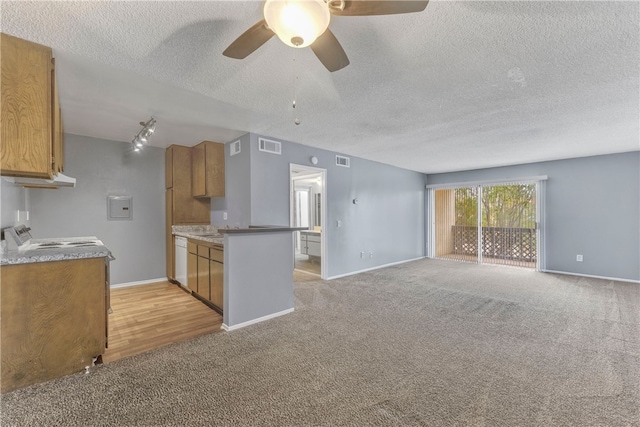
left=290, top=164, right=326, bottom=278
left=431, top=182, right=540, bottom=269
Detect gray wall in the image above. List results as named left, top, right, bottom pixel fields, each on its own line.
left=28, top=134, right=166, bottom=285
left=217, top=132, right=426, bottom=279
left=0, top=179, right=26, bottom=229
left=223, top=231, right=295, bottom=328
left=211, top=133, right=251, bottom=227
left=427, top=151, right=640, bottom=281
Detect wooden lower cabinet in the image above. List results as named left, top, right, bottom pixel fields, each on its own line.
left=186, top=239, right=223, bottom=313
left=187, top=244, right=198, bottom=294
left=209, top=258, right=223, bottom=310
left=1, top=258, right=106, bottom=393
left=197, top=252, right=210, bottom=300
left=166, top=189, right=175, bottom=280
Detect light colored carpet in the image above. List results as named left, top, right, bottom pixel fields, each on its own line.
left=2, top=259, right=639, bottom=426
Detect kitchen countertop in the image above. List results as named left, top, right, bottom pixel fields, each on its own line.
left=172, top=225, right=223, bottom=245
left=176, top=232, right=224, bottom=245
left=218, top=226, right=308, bottom=234
left=173, top=225, right=308, bottom=244
left=1, top=244, right=112, bottom=265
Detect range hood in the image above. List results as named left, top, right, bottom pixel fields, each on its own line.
left=3, top=173, right=76, bottom=188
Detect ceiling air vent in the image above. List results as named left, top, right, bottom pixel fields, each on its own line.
left=336, top=155, right=351, bottom=167
left=258, top=138, right=281, bottom=155
left=230, top=140, right=241, bottom=156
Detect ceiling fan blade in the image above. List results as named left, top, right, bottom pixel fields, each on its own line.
left=223, top=19, right=275, bottom=59
left=330, top=0, right=429, bottom=16
left=310, top=29, right=350, bottom=72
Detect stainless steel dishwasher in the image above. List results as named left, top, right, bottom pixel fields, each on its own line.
left=174, top=236, right=188, bottom=287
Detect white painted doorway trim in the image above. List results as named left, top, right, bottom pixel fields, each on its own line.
left=289, top=163, right=328, bottom=280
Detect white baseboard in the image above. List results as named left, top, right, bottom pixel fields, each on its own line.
left=542, top=269, right=640, bottom=284
left=326, top=256, right=426, bottom=280
left=222, top=307, right=294, bottom=332
left=110, top=277, right=168, bottom=289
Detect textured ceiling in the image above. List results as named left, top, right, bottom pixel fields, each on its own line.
left=1, top=1, right=638, bottom=173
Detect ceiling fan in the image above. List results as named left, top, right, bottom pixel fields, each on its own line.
left=223, top=0, right=429, bottom=72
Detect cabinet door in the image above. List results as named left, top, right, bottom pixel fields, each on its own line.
left=306, top=234, right=321, bottom=256
left=204, top=141, right=225, bottom=197
left=187, top=252, right=198, bottom=293
left=1, top=33, right=53, bottom=178
left=192, top=141, right=225, bottom=198
left=191, top=143, right=206, bottom=197
left=1, top=258, right=105, bottom=393
left=51, top=60, right=64, bottom=174
left=209, top=259, right=223, bottom=310
left=196, top=255, right=210, bottom=300
left=165, top=146, right=174, bottom=189
left=171, top=145, right=210, bottom=224
left=307, top=241, right=321, bottom=257
left=166, top=189, right=175, bottom=280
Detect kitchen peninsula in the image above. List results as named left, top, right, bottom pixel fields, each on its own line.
left=174, top=226, right=306, bottom=331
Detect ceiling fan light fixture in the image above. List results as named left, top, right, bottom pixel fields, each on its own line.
left=264, top=0, right=330, bottom=48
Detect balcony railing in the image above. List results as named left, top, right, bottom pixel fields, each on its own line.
left=452, top=225, right=537, bottom=262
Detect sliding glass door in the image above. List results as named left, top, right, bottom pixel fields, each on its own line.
left=435, top=187, right=478, bottom=263
left=481, top=183, right=537, bottom=268
left=432, top=182, right=539, bottom=269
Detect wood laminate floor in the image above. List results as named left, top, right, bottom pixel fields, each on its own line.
left=102, top=281, right=222, bottom=363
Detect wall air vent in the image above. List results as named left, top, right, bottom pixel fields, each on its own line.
left=336, top=155, right=351, bottom=167
left=258, top=138, right=281, bottom=155
left=230, top=140, right=241, bottom=156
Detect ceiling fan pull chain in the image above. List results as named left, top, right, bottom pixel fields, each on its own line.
left=293, top=50, right=301, bottom=125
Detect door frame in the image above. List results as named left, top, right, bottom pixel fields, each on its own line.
left=289, top=163, right=327, bottom=279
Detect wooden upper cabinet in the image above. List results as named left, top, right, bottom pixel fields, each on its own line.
left=165, top=144, right=174, bottom=189
left=192, top=141, right=225, bottom=198
left=52, top=61, right=64, bottom=174
left=1, top=33, right=63, bottom=179
left=165, top=144, right=209, bottom=224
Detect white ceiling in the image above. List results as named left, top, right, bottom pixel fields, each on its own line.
left=2, top=1, right=638, bottom=174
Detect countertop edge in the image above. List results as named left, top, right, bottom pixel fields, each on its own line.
left=1, top=249, right=112, bottom=266
left=218, top=226, right=308, bottom=234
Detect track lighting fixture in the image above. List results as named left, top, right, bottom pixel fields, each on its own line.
left=132, top=117, right=156, bottom=152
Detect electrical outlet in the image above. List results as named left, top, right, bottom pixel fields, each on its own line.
left=337, top=220, right=342, bottom=228
left=369, top=252, right=373, bottom=258
left=360, top=251, right=365, bottom=258
left=576, top=254, right=583, bottom=262
left=223, top=212, right=227, bottom=220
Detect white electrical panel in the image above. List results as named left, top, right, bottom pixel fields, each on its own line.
left=107, top=196, right=133, bottom=220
